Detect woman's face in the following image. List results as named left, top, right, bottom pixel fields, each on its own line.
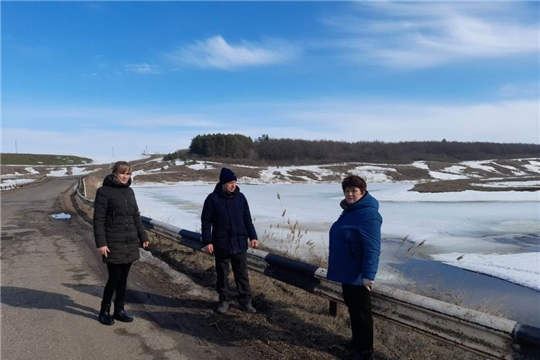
left=114, top=170, right=131, bottom=184
left=344, top=186, right=365, bottom=204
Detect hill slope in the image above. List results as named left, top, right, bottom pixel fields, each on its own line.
left=1, top=153, right=92, bottom=166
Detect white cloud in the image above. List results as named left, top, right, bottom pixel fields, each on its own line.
left=124, top=63, right=160, bottom=74
left=323, top=2, right=540, bottom=69
left=168, top=35, right=298, bottom=70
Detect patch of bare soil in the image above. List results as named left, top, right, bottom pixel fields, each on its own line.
left=412, top=176, right=540, bottom=193
left=288, top=169, right=319, bottom=181
left=386, top=166, right=429, bottom=182
left=320, top=164, right=359, bottom=173
left=0, top=165, right=48, bottom=177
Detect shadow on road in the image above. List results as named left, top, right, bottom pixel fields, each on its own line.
left=64, top=283, right=216, bottom=309
left=1, top=286, right=97, bottom=321
left=64, top=283, right=350, bottom=358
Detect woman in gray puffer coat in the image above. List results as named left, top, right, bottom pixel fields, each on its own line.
left=93, top=161, right=149, bottom=325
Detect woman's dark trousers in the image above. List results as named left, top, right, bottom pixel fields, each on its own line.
left=215, top=251, right=252, bottom=305
left=342, top=283, right=373, bottom=353
left=102, top=263, right=132, bottom=306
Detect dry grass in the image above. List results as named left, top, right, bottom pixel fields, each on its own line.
left=412, top=176, right=540, bottom=193
left=386, top=165, right=429, bottom=182
left=145, top=233, right=484, bottom=360
left=287, top=169, right=319, bottom=181
left=0, top=153, right=92, bottom=165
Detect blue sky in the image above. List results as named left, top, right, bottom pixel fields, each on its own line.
left=2, top=1, right=539, bottom=162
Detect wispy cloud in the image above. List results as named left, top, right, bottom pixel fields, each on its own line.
left=282, top=98, right=539, bottom=144
left=3, top=97, right=538, bottom=161
left=3, top=105, right=219, bottom=129
left=124, top=63, right=160, bottom=74
left=498, top=83, right=539, bottom=98
left=323, top=2, right=539, bottom=69
left=1, top=127, right=192, bottom=163
left=84, top=3, right=107, bottom=12
left=120, top=115, right=219, bottom=128
left=167, top=35, right=298, bottom=70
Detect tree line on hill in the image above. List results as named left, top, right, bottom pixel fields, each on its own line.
left=162, top=133, right=540, bottom=164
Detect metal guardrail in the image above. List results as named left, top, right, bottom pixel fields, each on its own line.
left=75, top=178, right=540, bottom=360
left=76, top=177, right=95, bottom=205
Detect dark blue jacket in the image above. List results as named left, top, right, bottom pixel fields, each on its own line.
left=201, top=184, right=258, bottom=255
left=327, top=192, right=382, bottom=285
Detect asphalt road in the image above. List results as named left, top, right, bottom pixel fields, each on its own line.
left=1, top=178, right=258, bottom=360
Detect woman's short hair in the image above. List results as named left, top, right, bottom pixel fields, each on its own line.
left=341, top=175, right=367, bottom=192
left=112, top=161, right=132, bottom=175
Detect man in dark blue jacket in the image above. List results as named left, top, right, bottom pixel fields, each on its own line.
left=201, top=168, right=259, bottom=314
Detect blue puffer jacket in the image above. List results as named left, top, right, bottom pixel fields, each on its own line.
left=201, top=184, right=258, bottom=255
left=327, top=192, right=382, bottom=285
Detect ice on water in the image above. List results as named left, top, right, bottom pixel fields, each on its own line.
left=133, top=182, right=540, bottom=292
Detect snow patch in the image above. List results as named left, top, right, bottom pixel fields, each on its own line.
left=430, top=252, right=540, bottom=291
left=24, top=167, right=40, bottom=174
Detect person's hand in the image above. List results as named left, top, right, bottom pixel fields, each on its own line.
left=202, top=244, right=214, bottom=254
left=250, top=239, right=259, bottom=249
left=98, top=246, right=110, bottom=258
left=363, top=278, right=375, bottom=291
left=142, top=241, right=149, bottom=249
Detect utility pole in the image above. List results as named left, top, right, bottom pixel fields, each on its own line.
left=15, top=141, right=18, bottom=154
left=112, top=146, right=115, bottom=158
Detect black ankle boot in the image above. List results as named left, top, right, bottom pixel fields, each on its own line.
left=98, top=303, right=114, bottom=325
left=113, top=302, right=133, bottom=322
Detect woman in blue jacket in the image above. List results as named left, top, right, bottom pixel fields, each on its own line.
left=328, top=175, right=382, bottom=360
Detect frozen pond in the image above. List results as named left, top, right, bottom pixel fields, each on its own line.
left=133, top=182, right=540, bottom=325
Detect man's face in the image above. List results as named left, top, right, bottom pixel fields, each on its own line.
left=222, top=180, right=237, bottom=193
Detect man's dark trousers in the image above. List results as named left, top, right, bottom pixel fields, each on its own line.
left=215, top=251, right=252, bottom=305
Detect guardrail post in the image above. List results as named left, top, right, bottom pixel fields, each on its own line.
left=329, top=300, right=338, bottom=317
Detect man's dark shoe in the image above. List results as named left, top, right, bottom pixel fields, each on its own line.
left=216, top=301, right=229, bottom=314
left=98, top=303, right=115, bottom=326
left=240, top=302, right=257, bottom=314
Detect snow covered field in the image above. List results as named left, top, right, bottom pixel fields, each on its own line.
left=133, top=182, right=540, bottom=292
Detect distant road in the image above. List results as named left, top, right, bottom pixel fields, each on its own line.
left=1, top=178, right=258, bottom=360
